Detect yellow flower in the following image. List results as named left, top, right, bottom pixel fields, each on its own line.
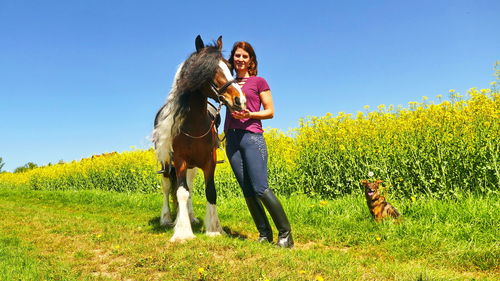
left=449, top=89, right=456, bottom=93
left=315, top=275, right=325, bottom=281
left=411, top=196, right=416, bottom=202
left=376, top=236, right=382, bottom=241
left=197, top=267, right=205, bottom=274
left=319, top=200, right=328, bottom=207
left=299, top=270, right=306, bottom=274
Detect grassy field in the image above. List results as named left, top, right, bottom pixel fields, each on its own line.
left=1, top=67, right=497, bottom=280
left=0, top=186, right=498, bottom=280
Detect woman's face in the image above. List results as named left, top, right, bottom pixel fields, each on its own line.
left=233, top=48, right=251, bottom=74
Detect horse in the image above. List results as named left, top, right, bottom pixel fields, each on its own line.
left=152, top=35, right=246, bottom=242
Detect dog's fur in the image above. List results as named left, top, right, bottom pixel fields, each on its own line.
left=361, top=180, right=400, bottom=222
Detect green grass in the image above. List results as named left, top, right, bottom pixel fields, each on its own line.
left=0, top=186, right=498, bottom=280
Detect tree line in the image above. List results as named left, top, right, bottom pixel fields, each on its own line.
left=0, top=157, right=43, bottom=173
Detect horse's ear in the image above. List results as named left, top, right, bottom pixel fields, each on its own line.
left=216, top=36, right=223, bottom=50
left=195, top=35, right=204, bottom=52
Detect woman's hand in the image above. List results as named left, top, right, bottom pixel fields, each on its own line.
left=231, top=109, right=252, bottom=120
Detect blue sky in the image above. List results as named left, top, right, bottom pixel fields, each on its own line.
left=1, top=0, right=499, bottom=172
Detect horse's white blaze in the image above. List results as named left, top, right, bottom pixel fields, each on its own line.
left=160, top=176, right=173, bottom=226
left=205, top=203, right=224, bottom=236
left=170, top=186, right=195, bottom=242
left=218, top=61, right=246, bottom=106
left=186, top=168, right=199, bottom=224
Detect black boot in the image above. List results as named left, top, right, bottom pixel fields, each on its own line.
left=244, top=197, right=273, bottom=243
left=259, top=189, right=294, bottom=248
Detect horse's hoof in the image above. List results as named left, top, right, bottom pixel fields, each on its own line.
left=169, top=234, right=196, bottom=242
left=160, top=219, right=174, bottom=227
left=206, top=232, right=223, bottom=237
left=161, top=222, right=174, bottom=228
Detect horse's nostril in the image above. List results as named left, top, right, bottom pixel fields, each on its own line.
left=235, top=97, right=241, bottom=106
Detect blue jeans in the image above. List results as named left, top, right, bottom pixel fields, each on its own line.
left=225, top=129, right=269, bottom=197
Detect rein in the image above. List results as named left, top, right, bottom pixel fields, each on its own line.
left=209, top=79, right=236, bottom=99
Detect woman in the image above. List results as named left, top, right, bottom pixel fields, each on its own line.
left=224, top=41, right=293, bottom=248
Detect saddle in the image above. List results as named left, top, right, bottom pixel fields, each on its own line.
left=207, top=101, right=221, bottom=129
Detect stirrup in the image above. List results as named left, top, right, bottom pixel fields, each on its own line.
left=215, top=145, right=226, bottom=164
left=157, top=169, right=169, bottom=177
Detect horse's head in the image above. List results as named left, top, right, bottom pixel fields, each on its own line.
left=195, top=35, right=247, bottom=112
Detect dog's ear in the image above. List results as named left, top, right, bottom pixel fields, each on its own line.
left=375, top=180, right=384, bottom=184
left=360, top=180, right=369, bottom=186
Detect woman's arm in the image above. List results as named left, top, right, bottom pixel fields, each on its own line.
left=231, top=90, right=274, bottom=120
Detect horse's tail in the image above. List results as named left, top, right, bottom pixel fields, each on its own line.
left=154, top=103, right=167, bottom=129
left=152, top=62, right=185, bottom=166
left=153, top=111, right=173, bottom=165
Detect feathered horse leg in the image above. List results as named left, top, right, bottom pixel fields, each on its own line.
left=170, top=161, right=196, bottom=242
left=203, top=149, right=225, bottom=236
left=186, top=168, right=199, bottom=224
left=160, top=163, right=176, bottom=227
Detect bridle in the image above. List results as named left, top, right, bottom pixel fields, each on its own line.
left=208, top=79, right=237, bottom=102
left=181, top=78, right=237, bottom=139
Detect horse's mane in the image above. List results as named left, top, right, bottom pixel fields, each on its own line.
left=152, top=43, right=222, bottom=164
left=178, top=46, right=222, bottom=93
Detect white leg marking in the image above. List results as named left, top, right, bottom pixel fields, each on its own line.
left=170, top=186, right=195, bottom=242
left=160, top=176, right=173, bottom=226
left=205, top=203, right=225, bottom=237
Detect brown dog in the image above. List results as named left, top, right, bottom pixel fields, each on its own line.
left=361, top=180, right=400, bottom=222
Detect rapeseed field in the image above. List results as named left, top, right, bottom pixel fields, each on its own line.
left=2, top=77, right=498, bottom=199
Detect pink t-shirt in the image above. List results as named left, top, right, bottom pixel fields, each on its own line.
left=224, top=76, right=270, bottom=133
